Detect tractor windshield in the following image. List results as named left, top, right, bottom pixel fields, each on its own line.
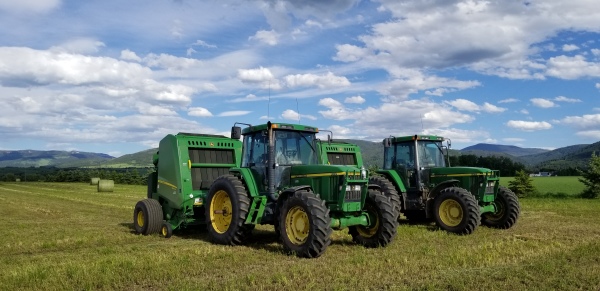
left=274, top=130, right=318, bottom=165
left=416, top=141, right=446, bottom=168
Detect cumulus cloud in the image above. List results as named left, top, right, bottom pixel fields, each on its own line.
left=554, top=96, right=582, bottom=103
left=445, top=99, right=506, bottom=113
left=120, top=49, right=142, bottom=62
left=562, top=44, right=579, bottom=52
left=228, top=94, right=270, bottom=103
left=530, top=98, right=557, bottom=108
left=280, top=109, right=317, bottom=121
left=506, top=120, right=552, bottom=131
left=344, top=95, right=365, bottom=104
left=237, top=67, right=274, bottom=83
left=249, top=30, right=279, bottom=46
left=498, top=98, right=519, bottom=103
left=559, top=114, right=600, bottom=129
left=284, top=72, right=350, bottom=89
left=545, top=55, right=600, bottom=79
left=218, top=111, right=252, bottom=117
left=188, top=107, right=213, bottom=117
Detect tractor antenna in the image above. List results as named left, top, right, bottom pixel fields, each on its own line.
left=420, top=115, right=424, bottom=133
left=267, top=79, right=271, bottom=119
left=296, top=98, right=300, bottom=123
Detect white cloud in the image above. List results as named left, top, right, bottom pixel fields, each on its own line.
left=559, top=114, right=600, bottom=129
left=191, top=39, right=217, bottom=49
left=344, top=95, right=365, bottom=104
left=562, top=44, right=580, bottom=52
left=237, top=67, right=274, bottom=83
left=545, top=55, right=600, bottom=80
left=249, top=30, right=279, bottom=46
left=284, top=72, right=350, bottom=89
left=520, top=109, right=529, bottom=114
left=280, top=109, right=317, bottom=121
left=554, top=96, right=582, bottom=103
left=228, top=94, right=270, bottom=103
left=506, top=120, right=552, bottom=131
left=530, top=98, right=557, bottom=108
left=49, top=38, right=105, bottom=54
left=0, top=0, right=60, bottom=13
left=120, top=49, right=142, bottom=62
left=137, top=104, right=177, bottom=116
left=445, top=99, right=506, bottom=113
left=188, top=107, right=213, bottom=117
left=218, top=111, right=252, bottom=117
left=498, top=98, right=519, bottom=103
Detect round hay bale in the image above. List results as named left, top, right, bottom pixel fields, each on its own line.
left=90, top=177, right=100, bottom=185
left=97, top=180, right=115, bottom=192
left=15, top=178, right=21, bottom=182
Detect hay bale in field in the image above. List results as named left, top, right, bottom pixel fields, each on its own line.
left=15, top=178, right=21, bottom=182
left=90, top=177, right=100, bottom=185
left=97, top=180, right=115, bottom=192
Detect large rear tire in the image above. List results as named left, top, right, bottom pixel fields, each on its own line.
left=349, top=189, right=398, bottom=248
left=369, top=175, right=401, bottom=219
left=482, top=186, right=520, bottom=229
left=279, top=190, right=332, bottom=258
left=133, top=199, right=163, bottom=235
left=205, top=174, right=252, bottom=245
left=433, top=187, right=480, bottom=235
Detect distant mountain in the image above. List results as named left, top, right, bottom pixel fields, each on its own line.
left=461, top=143, right=548, bottom=157
left=519, top=144, right=589, bottom=166
left=0, top=150, right=114, bottom=167
left=98, top=148, right=157, bottom=168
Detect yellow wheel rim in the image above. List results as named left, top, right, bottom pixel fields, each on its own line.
left=137, top=211, right=145, bottom=227
left=356, top=204, right=379, bottom=238
left=439, top=199, right=463, bottom=227
left=286, top=206, right=310, bottom=245
left=161, top=225, right=168, bottom=236
left=210, top=190, right=232, bottom=234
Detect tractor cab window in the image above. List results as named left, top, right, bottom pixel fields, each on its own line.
left=274, top=130, right=318, bottom=165
left=383, top=142, right=415, bottom=170
left=416, top=141, right=446, bottom=168
left=241, top=131, right=268, bottom=167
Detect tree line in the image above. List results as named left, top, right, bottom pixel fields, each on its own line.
left=0, top=167, right=154, bottom=185
left=448, top=154, right=526, bottom=176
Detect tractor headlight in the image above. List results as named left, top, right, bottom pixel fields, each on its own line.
left=360, top=166, right=367, bottom=179
left=485, top=181, right=496, bottom=193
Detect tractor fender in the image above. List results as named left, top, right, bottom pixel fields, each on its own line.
left=424, top=179, right=460, bottom=218
left=276, top=185, right=313, bottom=214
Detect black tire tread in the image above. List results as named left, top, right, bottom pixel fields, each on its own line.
left=205, top=174, right=251, bottom=245
left=134, top=198, right=163, bottom=235
left=369, top=175, right=401, bottom=218
left=279, top=190, right=333, bottom=258
left=434, top=187, right=480, bottom=235
left=482, top=186, right=520, bottom=229
left=349, top=189, right=398, bottom=248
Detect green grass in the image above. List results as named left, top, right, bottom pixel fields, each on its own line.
left=1, top=182, right=599, bottom=290
left=500, top=176, right=585, bottom=198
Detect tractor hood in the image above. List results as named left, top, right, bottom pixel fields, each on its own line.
left=430, top=166, right=493, bottom=176
left=289, top=164, right=363, bottom=178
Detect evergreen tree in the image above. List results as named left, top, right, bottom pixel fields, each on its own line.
left=579, top=152, right=600, bottom=199
left=508, top=169, right=536, bottom=197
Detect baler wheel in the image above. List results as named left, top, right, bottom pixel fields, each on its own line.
left=482, top=186, right=520, bottom=229
left=133, top=199, right=163, bottom=235
left=205, top=174, right=251, bottom=245
left=349, top=189, right=398, bottom=247
left=369, top=175, right=401, bottom=219
left=279, top=190, right=332, bottom=258
left=161, top=222, right=173, bottom=238
left=433, top=187, right=480, bottom=235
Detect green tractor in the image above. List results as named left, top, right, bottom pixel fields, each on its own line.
left=316, top=138, right=364, bottom=166
left=133, top=132, right=243, bottom=238
left=134, top=122, right=397, bottom=258
left=370, top=134, right=520, bottom=235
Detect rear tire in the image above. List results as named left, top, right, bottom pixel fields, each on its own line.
left=133, top=199, right=163, bottom=235
left=349, top=189, right=398, bottom=248
left=482, top=186, right=520, bottom=229
left=369, top=175, right=401, bottom=219
left=205, top=174, right=252, bottom=245
left=433, top=187, right=480, bottom=235
left=279, top=190, right=332, bottom=258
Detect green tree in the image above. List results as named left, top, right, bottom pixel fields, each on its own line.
left=508, top=169, right=536, bottom=198
left=579, top=152, right=600, bottom=199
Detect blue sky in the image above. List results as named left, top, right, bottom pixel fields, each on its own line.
left=1, top=0, right=599, bottom=157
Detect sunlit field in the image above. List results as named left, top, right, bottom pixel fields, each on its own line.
left=500, top=176, right=585, bottom=197
left=1, top=182, right=599, bottom=290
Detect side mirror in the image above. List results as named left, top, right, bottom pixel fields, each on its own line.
left=327, top=134, right=332, bottom=144
left=446, top=138, right=452, bottom=149
left=231, top=126, right=241, bottom=140
left=383, top=138, right=391, bottom=148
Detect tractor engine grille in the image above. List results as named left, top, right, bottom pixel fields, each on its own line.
left=344, top=184, right=362, bottom=201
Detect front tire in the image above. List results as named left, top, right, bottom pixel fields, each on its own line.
left=433, top=187, right=480, bottom=235
left=369, top=175, right=401, bottom=219
left=349, top=189, right=398, bottom=248
left=279, top=190, right=332, bottom=258
left=205, top=174, right=252, bottom=245
left=482, top=186, right=520, bottom=229
left=133, top=199, right=163, bottom=235
left=161, top=221, right=173, bottom=238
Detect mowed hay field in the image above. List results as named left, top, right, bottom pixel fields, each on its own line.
left=1, top=182, right=599, bottom=290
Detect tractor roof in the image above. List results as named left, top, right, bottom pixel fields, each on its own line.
left=241, top=123, right=319, bottom=134
left=390, top=134, right=445, bottom=143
